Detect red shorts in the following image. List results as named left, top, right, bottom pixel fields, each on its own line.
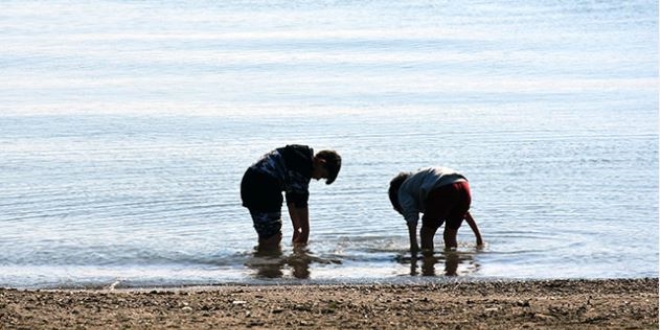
left=422, top=181, right=471, bottom=230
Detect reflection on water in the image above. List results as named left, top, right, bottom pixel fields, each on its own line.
left=244, top=238, right=486, bottom=281
left=396, top=250, right=481, bottom=277
left=246, top=247, right=341, bottom=280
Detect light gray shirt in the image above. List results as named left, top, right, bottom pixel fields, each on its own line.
left=398, top=167, right=467, bottom=226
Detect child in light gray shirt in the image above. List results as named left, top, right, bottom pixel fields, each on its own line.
left=388, top=167, right=483, bottom=252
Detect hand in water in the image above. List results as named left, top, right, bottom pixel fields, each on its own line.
left=476, top=239, right=485, bottom=251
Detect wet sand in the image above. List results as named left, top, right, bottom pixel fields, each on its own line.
left=1, top=278, right=657, bottom=329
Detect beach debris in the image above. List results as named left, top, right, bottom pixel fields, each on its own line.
left=517, top=300, right=531, bottom=307
left=107, top=281, right=120, bottom=291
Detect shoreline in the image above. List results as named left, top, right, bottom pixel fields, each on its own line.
left=2, top=278, right=657, bottom=329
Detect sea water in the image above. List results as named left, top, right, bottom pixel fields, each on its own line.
left=0, top=0, right=657, bottom=289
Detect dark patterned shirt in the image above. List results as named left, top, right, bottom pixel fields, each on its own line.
left=249, top=145, right=313, bottom=208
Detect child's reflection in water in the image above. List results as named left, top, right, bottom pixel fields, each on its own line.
left=249, top=246, right=314, bottom=279
left=410, top=251, right=471, bottom=277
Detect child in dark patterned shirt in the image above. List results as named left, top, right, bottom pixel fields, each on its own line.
left=241, top=145, right=341, bottom=251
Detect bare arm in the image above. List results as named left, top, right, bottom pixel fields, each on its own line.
left=288, top=203, right=310, bottom=246
left=464, top=211, right=483, bottom=247
left=407, top=222, right=419, bottom=253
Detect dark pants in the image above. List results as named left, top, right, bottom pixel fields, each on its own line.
left=241, top=168, right=283, bottom=240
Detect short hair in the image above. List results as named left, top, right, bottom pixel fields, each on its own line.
left=316, top=150, right=341, bottom=185
left=388, top=172, right=410, bottom=214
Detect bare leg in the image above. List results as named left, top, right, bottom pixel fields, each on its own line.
left=443, top=227, right=458, bottom=250
left=288, top=202, right=301, bottom=242
left=420, top=226, right=437, bottom=252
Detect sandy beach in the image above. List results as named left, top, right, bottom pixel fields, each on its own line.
left=1, top=278, right=657, bottom=329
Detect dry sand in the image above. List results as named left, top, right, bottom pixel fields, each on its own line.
left=1, top=278, right=657, bottom=329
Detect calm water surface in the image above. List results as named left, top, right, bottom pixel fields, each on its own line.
left=0, top=0, right=657, bottom=288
